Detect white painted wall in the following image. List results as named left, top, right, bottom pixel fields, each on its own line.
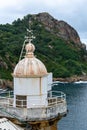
left=14, top=76, right=48, bottom=107
left=27, top=94, right=47, bottom=108
left=47, top=73, right=52, bottom=91
left=14, top=78, right=40, bottom=95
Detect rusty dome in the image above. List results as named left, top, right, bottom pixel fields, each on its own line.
left=13, top=42, right=48, bottom=77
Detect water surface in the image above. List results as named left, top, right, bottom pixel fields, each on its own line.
left=52, top=82, right=87, bottom=130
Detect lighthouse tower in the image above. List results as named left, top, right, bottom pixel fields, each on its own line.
left=0, top=29, right=67, bottom=130
left=13, top=37, right=50, bottom=109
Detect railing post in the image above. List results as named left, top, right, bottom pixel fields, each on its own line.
left=56, top=97, right=57, bottom=105
left=8, top=99, right=9, bottom=106
left=21, top=100, right=23, bottom=107
left=9, top=91, right=10, bottom=98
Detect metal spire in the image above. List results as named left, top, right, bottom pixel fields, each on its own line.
left=19, top=20, right=35, bottom=61
left=25, top=28, right=35, bottom=43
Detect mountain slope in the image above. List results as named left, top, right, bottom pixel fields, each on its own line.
left=0, top=12, right=87, bottom=80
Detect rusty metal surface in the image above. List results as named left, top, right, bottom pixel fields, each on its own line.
left=13, top=57, right=48, bottom=77
left=13, top=42, right=48, bottom=78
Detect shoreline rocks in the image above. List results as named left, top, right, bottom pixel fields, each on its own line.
left=53, top=75, right=87, bottom=83
left=0, top=79, right=13, bottom=89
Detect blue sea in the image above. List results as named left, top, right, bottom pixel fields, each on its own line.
left=52, top=81, right=87, bottom=130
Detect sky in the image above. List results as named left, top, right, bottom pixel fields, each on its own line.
left=0, top=0, right=87, bottom=45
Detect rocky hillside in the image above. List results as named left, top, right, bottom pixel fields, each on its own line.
left=36, top=13, right=81, bottom=45
left=0, top=12, right=87, bottom=83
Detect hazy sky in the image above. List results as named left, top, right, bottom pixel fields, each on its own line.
left=0, top=0, right=87, bottom=44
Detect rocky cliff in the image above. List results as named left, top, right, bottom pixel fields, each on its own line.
left=35, top=13, right=82, bottom=46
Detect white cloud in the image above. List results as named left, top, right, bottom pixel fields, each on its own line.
left=0, top=0, right=87, bottom=42
left=0, top=0, right=85, bottom=14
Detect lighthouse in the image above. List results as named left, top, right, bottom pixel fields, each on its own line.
left=0, top=29, right=67, bottom=130
left=13, top=41, right=49, bottom=109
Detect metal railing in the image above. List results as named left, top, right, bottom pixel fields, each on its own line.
left=0, top=90, right=66, bottom=108
left=0, top=90, right=67, bottom=121
left=47, top=91, right=66, bottom=106
left=0, top=90, right=13, bottom=98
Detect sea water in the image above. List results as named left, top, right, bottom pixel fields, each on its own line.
left=52, top=82, right=87, bottom=130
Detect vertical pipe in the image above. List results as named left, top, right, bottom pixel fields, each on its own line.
left=40, top=77, right=42, bottom=96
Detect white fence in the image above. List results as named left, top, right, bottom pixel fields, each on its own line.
left=0, top=90, right=67, bottom=121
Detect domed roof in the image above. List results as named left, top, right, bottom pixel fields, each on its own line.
left=13, top=42, right=48, bottom=77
